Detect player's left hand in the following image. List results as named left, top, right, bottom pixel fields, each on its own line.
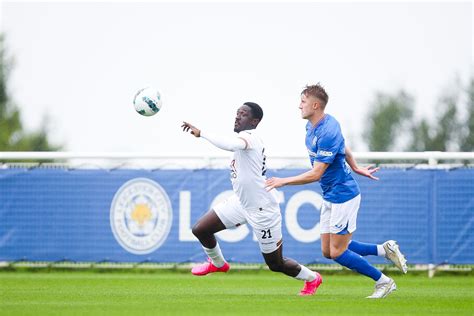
left=354, top=165, right=380, bottom=180
left=265, top=177, right=285, bottom=191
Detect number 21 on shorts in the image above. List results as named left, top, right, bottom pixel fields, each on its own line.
left=261, top=229, right=272, bottom=239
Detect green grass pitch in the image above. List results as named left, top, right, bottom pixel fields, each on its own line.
left=1, top=270, right=472, bottom=315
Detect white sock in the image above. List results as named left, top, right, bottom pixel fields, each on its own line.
left=376, top=273, right=391, bottom=285
left=203, top=243, right=226, bottom=268
left=377, top=245, right=386, bottom=257
left=295, top=265, right=316, bottom=282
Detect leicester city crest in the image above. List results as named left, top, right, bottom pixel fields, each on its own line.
left=110, top=178, right=173, bottom=255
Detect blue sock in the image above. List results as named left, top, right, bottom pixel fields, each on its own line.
left=334, top=249, right=382, bottom=281
left=348, top=240, right=378, bottom=256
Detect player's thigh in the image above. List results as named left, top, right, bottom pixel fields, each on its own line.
left=329, top=195, right=361, bottom=235
left=192, top=209, right=226, bottom=235
left=253, top=222, right=283, bottom=254
left=319, top=200, right=332, bottom=234
left=213, top=194, right=247, bottom=229
left=247, top=204, right=283, bottom=254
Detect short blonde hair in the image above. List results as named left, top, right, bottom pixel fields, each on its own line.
left=302, top=83, right=329, bottom=108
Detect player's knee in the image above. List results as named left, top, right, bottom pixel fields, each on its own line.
left=191, top=223, right=207, bottom=239
left=329, top=253, right=340, bottom=260
left=329, top=247, right=345, bottom=259
left=321, top=245, right=331, bottom=258
left=322, top=250, right=331, bottom=259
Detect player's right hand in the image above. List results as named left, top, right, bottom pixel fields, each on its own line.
left=181, top=122, right=201, bottom=138
left=265, top=177, right=285, bottom=191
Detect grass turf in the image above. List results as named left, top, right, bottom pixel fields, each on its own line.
left=0, top=270, right=472, bottom=315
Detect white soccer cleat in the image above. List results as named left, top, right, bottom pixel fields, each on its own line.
left=366, top=278, right=397, bottom=299
left=383, top=240, right=408, bottom=274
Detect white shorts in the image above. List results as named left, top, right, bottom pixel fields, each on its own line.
left=213, top=194, right=282, bottom=254
left=320, top=194, right=361, bottom=235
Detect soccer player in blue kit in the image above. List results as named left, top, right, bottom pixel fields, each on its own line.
left=265, top=84, right=407, bottom=299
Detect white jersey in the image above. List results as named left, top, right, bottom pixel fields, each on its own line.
left=230, top=129, right=279, bottom=210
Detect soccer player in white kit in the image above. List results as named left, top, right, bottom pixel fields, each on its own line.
left=181, top=102, right=322, bottom=296
left=265, top=85, right=407, bottom=299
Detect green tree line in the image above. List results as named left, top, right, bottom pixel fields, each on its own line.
left=0, top=36, right=60, bottom=152
left=364, top=77, right=474, bottom=152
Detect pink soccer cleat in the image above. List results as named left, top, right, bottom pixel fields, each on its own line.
left=299, top=272, right=323, bottom=296
left=191, top=258, right=230, bottom=276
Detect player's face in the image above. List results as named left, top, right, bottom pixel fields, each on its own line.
left=299, top=93, right=318, bottom=119
left=234, top=105, right=255, bottom=132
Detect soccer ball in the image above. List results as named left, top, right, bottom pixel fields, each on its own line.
left=133, top=87, right=162, bottom=116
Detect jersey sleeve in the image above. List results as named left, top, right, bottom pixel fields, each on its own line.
left=237, top=131, right=254, bottom=150
left=201, top=131, right=247, bottom=152
left=315, top=129, right=342, bottom=164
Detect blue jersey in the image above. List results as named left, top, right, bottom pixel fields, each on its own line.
left=305, top=114, right=360, bottom=203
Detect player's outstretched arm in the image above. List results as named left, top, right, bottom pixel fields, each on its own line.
left=201, top=132, right=247, bottom=152
left=182, top=122, right=201, bottom=137
left=345, top=145, right=379, bottom=180
left=182, top=122, right=246, bottom=152
left=265, top=162, right=328, bottom=190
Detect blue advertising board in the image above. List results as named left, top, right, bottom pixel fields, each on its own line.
left=0, top=167, right=473, bottom=264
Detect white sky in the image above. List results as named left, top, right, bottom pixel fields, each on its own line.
left=1, top=1, right=472, bottom=155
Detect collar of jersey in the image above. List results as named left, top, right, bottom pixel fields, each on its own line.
left=309, top=114, right=327, bottom=132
